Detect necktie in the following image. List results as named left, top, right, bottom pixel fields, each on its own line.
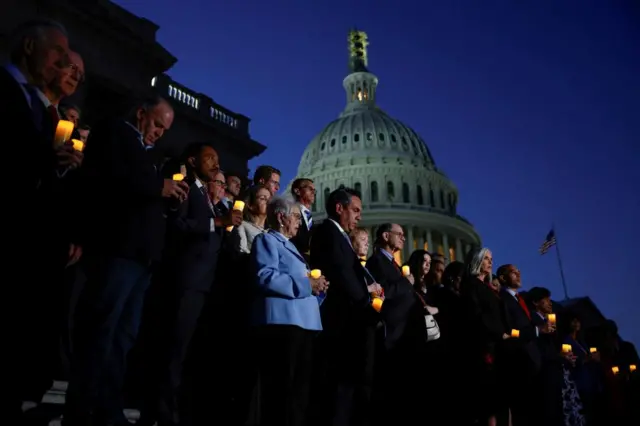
left=23, top=84, right=45, bottom=131
left=516, top=293, right=531, bottom=320
left=48, top=105, right=60, bottom=129
left=200, top=186, right=215, bottom=215
left=304, top=209, right=313, bottom=229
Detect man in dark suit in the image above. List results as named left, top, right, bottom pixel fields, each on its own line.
left=0, top=18, right=81, bottom=423
left=310, top=186, right=382, bottom=426
left=290, top=177, right=315, bottom=262
left=64, top=96, right=189, bottom=426
left=365, top=223, right=427, bottom=425
left=498, top=264, right=549, bottom=426
left=138, top=143, right=242, bottom=426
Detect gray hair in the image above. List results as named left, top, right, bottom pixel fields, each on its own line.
left=9, top=19, right=68, bottom=63
left=265, top=195, right=296, bottom=230
left=465, top=247, right=492, bottom=282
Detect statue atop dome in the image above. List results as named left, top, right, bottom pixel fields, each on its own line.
left=348, top=29, right=369, bottom=73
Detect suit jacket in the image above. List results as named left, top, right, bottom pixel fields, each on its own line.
left=309, top=219, right=377, bottom=332
left=165, top=179, right=222, bottom=292
left=460, top=276, right=508, bottom=360
left=290, top=205, right=313, bottom=262
left=365, top=248, right=419, bottom=349
left=502, top=288, right=542, bottom=375
left=251, top=230, right=322, bottom=331
left=76, top=119, right=167, bottom=263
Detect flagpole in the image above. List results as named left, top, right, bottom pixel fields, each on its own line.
left=552, top=226, right=570, bottom=300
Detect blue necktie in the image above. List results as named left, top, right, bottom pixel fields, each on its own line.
left=304, top=209, right=313, bottom=229
left=23, top=84, right=45, bottom=130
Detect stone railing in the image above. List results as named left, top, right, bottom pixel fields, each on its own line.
left=151, top=74, right=250, bottom=136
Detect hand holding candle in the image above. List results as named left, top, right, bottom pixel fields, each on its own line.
left=308, top=270, right=328, bottom=295
left=226, top=200, right=246, bottom=231
left=54, top=120, right=74, bottom=147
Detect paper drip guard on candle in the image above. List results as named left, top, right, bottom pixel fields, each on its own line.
left=172, top=173, right=184, bottom=181
left=226, top=200, right=247, bottom=231
left=401, top=265, right=410, bottom=277
left=54, top=120, right=74, bottom=147
left=510, top=329, right=520, bottom=338
left=71, top=139, right=85, bottom=152
left=308, top=269, right=321, bottom=279
left=562, top=344, right=572, bottom=353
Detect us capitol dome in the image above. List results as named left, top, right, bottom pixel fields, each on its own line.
left=289, top=30, right=481, bottom=262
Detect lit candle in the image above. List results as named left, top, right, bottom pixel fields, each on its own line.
left=562, top=344, right=572, bottom=353
left=547, top=313, right=556, bottom=324
left=172, top=173, right=184, bottom=181
left=179, top=163, right=187, bottom=176
left=54, top=120, right=74, bottom=146
left=401, top=265, right=410, bottom=276
left=371, top=297, right=383, bottom=312
left=233, top=200, right=245, bottom=211
left=309, top=269, right=321, bottom=279
left=630, top=364, right=637, bottom=372
left=612, top=366, right=620, bottom=374
left=511, top=329, right=520, bottom=338
left=71, top=139, right=84, bottom=152
left=360, top=260, right=366, bottom=267
left=589, top=347, right=597, bottom=353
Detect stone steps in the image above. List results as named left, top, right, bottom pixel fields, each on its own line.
left=22, top=381, right=140, bottom=425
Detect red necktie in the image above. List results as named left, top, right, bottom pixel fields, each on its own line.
left=516, top=293, right=531, bottom=320
left=48, top=105, right=60, bottom=129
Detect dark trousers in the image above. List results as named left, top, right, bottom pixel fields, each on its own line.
left=65, top=255, right=151, bottom=423
left=139, top=287, right=208, bottom=425
left=258, top=325, right=315, bottom=426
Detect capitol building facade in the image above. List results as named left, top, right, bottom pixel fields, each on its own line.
left=289, top=30, right=481, bottom=263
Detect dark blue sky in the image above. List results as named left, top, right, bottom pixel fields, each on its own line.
left=114, top=0, right=639, bottom=345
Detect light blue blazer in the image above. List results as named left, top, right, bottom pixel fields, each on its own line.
left=251, top=230, right=323, bottom=331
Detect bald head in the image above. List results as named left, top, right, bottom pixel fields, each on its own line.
left=135, top=97, right=174, bottom=146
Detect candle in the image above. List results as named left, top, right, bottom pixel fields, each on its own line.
left=54, top=120, right=74, bottom=146
left=371, top=297, right=383, bottom=312
left=612, top=366, right=620, bottom=374
left=547, top=313, right=556, bottom=324
left=233, top=200, right=245, bottom=211
left=225, top=226, right=233, bottom=232
left=172, top=173, right=184, bottom=181
left=630, top=364, right=637, bottom=372
left=360, top=260, right=366, bottom=267
left=562, top=344, right=572, bottom=353
left=401, top=265, right=410, bottom=276
left=511, top=329, right=520, bottom=338
left=589, top=347, right=597, bottom=353
left=71, top=139, right=84, bottom=152
left=179, top=163, right=187, bottom=176
left=309, top=269, right=321, bottom=279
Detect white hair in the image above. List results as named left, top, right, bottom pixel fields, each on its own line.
left=265, top=195, right=297, bottom=229
left=467, top=247, right=492, bottom=279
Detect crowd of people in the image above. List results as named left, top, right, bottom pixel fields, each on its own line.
left=3, top=17, right=639, bottom=426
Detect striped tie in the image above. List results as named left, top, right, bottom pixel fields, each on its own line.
left=304, top=209, right=313, bottom=229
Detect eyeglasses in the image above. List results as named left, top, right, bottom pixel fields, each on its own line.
left=212, top=180, right=226, bottom=188
left=300, top=185, right=317, bottom=193
left=64, top=63, right=85, bottom=82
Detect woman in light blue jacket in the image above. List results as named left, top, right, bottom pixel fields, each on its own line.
left=251, top=195, right=328, bottom=426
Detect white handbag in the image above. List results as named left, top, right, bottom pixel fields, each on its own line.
left=416, top=292, right=441, bottom=342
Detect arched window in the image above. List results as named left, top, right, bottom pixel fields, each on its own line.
left=402, top=183, right=410, bottom=203
left=387, top=181, right=395, bottom=199
left=354, top=182, right=362, bottom=195
left=417, top=185, right=424, bottom=205
left=370, top=181, right=379, bottom=202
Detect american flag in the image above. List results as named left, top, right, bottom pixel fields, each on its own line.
left=539, top=229, right=557, bottom=255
